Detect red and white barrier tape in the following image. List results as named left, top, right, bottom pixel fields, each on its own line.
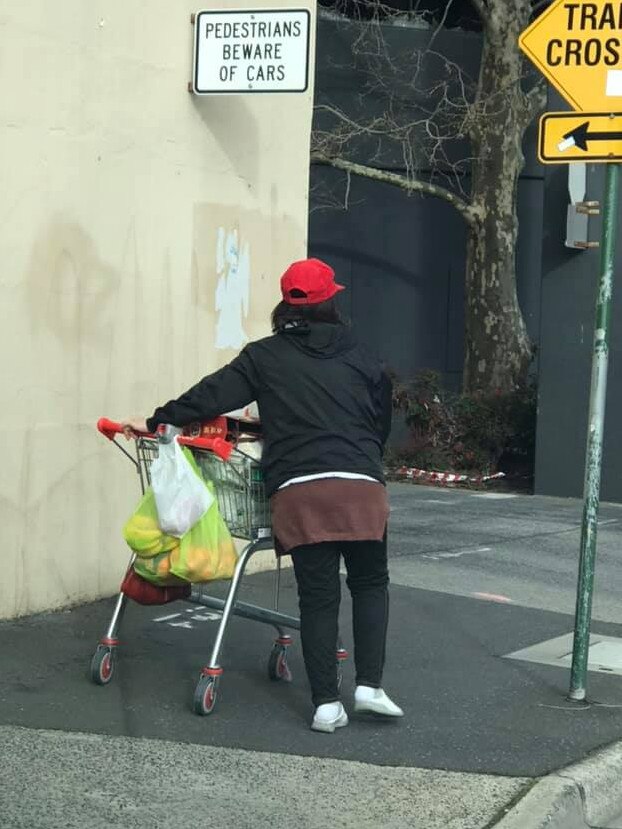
left=394, top=466, right=505, bottom=485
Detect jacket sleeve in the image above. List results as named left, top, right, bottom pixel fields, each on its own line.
left=146, top=347, right=259, bottom=432
left=378, top=371, right=393, bottom=446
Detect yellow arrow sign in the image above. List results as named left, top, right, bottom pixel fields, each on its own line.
left=539, top=111, right=622, bottom=163
left=519, top=1, right=622, bottom=112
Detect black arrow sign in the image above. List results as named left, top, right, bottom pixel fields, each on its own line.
left=561, top=121, right=622, bottom=152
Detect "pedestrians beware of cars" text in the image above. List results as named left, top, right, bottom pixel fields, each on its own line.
left=192, top=9, right=310, bottom=95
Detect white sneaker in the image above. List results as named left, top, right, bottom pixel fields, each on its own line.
left=311, top=701, right=349, bottom=733
left=354, top=686, right=404, bottom=717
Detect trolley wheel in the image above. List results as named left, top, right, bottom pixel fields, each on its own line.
left=268, top=645, right=293, bottom=683
left=194, top=675, right=219, bottom=716
left=90, top=645, right=116, bottom=686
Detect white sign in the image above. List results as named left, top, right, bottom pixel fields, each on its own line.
left=192, top=9, right=310, bottom=94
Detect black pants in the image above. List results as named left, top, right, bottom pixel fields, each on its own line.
left=291, top=538, right=389, bottom=706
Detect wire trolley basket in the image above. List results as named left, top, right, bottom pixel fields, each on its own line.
left=195, top=449, right=270, bottom=540
left=134, top=436, right=270, bottom=540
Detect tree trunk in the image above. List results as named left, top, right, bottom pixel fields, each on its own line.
left=463, top=2, right=533, bottom=394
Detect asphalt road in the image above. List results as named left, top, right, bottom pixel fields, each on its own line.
left=386, top=482, right=622, bottom=623
left=3, top=481, right=622, bottom=828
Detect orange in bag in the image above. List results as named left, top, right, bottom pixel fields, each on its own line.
left=168, top=483, right=238, bottom=583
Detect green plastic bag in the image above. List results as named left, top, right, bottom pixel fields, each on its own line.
left=123, top=489, right=179, bottom=558
left=123, top=454, right=238, bottom=586
left=133, top=548, right=187, bottom=587
left=169, top=485, right=238, bottom=583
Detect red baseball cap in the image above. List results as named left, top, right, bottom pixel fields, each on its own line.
left=280, top=258, right=345, bottom=306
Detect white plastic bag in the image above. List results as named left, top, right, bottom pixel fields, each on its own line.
left=242, top=440, right=263, bottom=461
left=151, top=434, right=214, bottom=537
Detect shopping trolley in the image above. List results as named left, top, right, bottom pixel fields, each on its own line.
left=91, top=418, right=348, bottom=716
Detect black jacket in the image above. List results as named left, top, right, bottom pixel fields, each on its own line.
left=146, top=322, right=392, bottom=496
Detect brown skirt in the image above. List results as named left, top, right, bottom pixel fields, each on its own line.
left=270, top=478, right=389, bottom=555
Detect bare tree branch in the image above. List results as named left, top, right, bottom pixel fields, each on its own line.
left=427, top=0, right=456, bottom=52
left=311, top=152, right=480, bottom=227
left=312, top=33, right=478, bottom=197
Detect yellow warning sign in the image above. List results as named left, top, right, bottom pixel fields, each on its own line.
left=519, top=1, right=622, bottom=112
left=539, top=111, right=622, bottom=163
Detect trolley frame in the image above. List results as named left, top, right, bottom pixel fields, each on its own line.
left=91, top=418, right=347, bottom=715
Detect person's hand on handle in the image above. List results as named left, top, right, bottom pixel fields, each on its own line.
left=120, top=417, right=149, bottom=440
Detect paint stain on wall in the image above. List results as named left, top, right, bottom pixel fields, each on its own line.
left=26, top=219, right=119, bottom=348
left=215, top=227, right=250, bottom=350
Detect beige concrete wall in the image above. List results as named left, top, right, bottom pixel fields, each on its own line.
left=0, top=0, right=315, bottom=618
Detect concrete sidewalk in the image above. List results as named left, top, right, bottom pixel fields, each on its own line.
left=2, top=483, right=622, bottom=827
left=0, top=725, right=527, bottom=829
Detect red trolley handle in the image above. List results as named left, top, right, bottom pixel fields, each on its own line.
left=97, top=418, right=233, bottom=461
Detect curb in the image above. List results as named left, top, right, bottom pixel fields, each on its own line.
left=494, top=739, right=622, bottom=828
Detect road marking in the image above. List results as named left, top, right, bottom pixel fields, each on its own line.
left=472, top=592, right=513, bottom=604
left=152, top=613, right=182, bottom=623
left=422, top=546, right=492, bottom=561
left=471, top=493, right=518, bottom=500
left=598, top=518, right=620, bottom=526
left=153, top=609, right=222, bottom=629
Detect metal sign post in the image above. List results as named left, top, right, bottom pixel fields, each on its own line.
left=568, top=163, right=620, bottom=701
left=520, top=0, right=622, bottom=701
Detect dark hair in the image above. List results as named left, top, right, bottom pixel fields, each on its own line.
left=271, top=298, right=343, bottom=332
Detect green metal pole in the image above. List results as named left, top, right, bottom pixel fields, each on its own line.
left=569, top=162, right=620, bottom=702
